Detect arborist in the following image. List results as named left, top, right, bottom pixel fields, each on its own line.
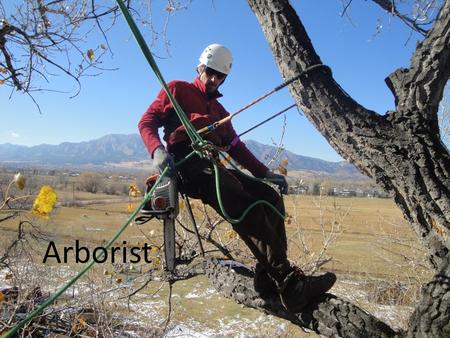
left=138, top=43, right=336, bottom=313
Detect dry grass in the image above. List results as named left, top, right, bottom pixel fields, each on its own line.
left=1, top=194, right=431, bottom=281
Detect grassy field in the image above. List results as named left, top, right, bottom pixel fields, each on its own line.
left=1, top=193, right=430, bottom=279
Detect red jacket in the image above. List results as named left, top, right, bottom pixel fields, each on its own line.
left=138, top=77, right=268, bottom=178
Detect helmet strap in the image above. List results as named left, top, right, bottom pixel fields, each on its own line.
left=197, top=64, right=206, bottom=78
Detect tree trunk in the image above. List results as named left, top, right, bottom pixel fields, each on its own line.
left=247, top=0, right=450, bottom=336
left=407, top=256, right=450, bottom=336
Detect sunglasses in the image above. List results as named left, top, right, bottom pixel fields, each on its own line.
left=204, top=67, right=227, bottom=80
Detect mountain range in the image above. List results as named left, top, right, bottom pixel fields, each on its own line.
left=0, top=134, right=364, bottom=178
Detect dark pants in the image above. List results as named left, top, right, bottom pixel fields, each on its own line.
left=174, top=147, right=290, bottom=281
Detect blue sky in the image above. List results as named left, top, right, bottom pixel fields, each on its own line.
left=0, top=1, right=427, bottom=162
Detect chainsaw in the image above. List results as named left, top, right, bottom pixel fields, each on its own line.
left=134, top=174, right=179, bottom=272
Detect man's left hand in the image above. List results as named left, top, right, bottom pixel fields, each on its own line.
left=265, top=170, right=288, bottom=195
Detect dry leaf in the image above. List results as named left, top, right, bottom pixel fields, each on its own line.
left=226, top=229, right=237, bottom=239
left=220, top=154, right=232, bottom=167
left=87, top=49, right=95, bottom=61
left=278, top=166, right=287, bottom=176
left=281, top=158, right=289, bottom=166
left=71, top=317, right=86, bottom=334
left=115, top=278, right=122, bottom=284
left=0, top=79, right=5, bottom=85
left=0, top=67, right=7, bottom=73
left=0, top=291, right=5, bottom=302
left=5, top=273, right=13, bottom=280
left=179, top=199, right=185, bottom=210
left=14, top=172, right=26, bottom=190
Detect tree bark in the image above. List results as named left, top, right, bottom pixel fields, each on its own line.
left=247, top=0, right=450, bottom=336
left=407, top=256, right=450, bottom=336
left=205, top=258, right=398, bottom=337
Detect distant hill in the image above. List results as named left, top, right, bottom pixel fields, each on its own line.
left=0, top=134, right=363, bottom=178
left=244, top=140, right=360, bottom=175
left=0, top=134, right=147, bottom=165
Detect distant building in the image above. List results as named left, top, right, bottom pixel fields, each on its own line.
left=289, top=185, right=309, bottom=195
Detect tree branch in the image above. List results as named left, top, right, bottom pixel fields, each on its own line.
left=370, top=0, right=429, bottom=35
left=395, top=0, right=450, bottom=117
left=247, top=0, right=450, bottom=269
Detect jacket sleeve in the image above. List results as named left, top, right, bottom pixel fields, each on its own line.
left=228, top=138, right=269, bottom=178
left=138, top=82, right=176, bottom=157
left=222, top=118, right=268, bottom=178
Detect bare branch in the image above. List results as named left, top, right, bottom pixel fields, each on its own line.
left=369, top=0, right=436, bottom=35
left=391, top=0, right=450, bottom=118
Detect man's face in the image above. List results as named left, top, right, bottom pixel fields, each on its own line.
left=198, top=65, right=227, bottom=95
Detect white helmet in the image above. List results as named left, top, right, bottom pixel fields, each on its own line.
left=199, top=44, right=233, bottom=75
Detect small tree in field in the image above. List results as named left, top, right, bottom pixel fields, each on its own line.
left=79, top=172, right=104, bottom=194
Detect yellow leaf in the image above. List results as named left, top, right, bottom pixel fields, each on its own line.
left=154, top=257, right=161, bottom=265
left=78, top=317, right=87, bottom=327
left=0, top=291, right=5, bottom=302
left=128, top=184, right=141, bottom=197
left=127, top=203, right=134, bottom=213
left=281, top=158, right=289, bottom=166
left=150, top=246, right=158, bottom=253
left=0, top=79, right=5, bottom=85
left=32, top=186, right=57, bottom=219
left=87, top=49, right=95, bottom=61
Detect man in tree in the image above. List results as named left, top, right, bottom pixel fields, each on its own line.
left=138, top=43, right=336, bottom=312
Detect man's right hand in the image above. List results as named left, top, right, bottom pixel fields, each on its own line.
left=153, top=146, right=175, bottom=175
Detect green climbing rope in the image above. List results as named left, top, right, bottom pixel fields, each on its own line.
left=1, top=168, right=168, bottom=338
left=115, top=0, right=203, bottom=147
left=212, top=161, right=286, bottom=224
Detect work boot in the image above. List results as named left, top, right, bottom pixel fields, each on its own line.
left=278, top=266, right=336, bottom=313
left=253, top=263, right=277, bottom=297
